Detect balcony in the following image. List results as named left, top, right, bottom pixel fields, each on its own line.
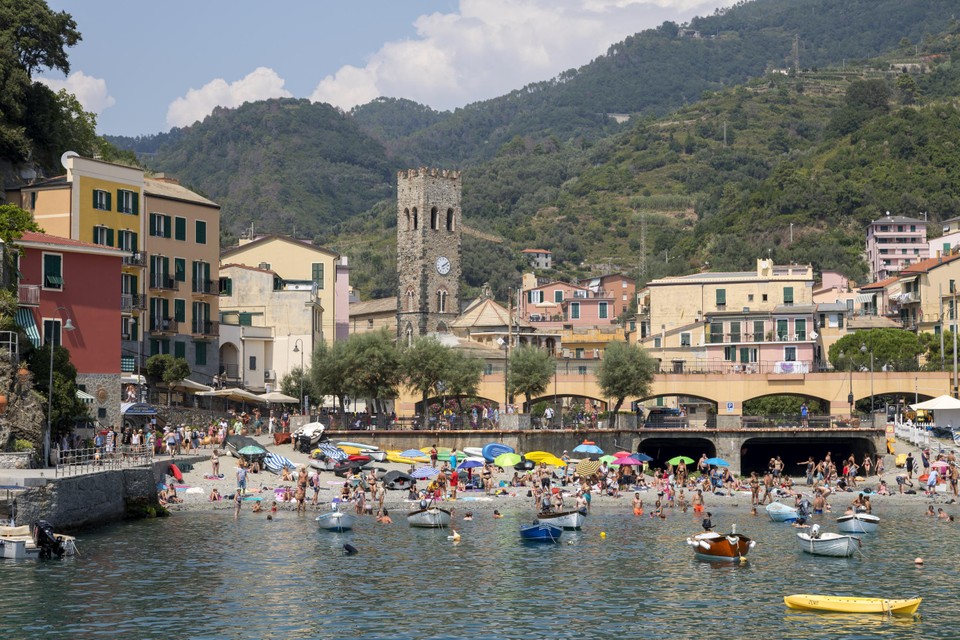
left=122, top=251, right=147, bottom=268
left=149, top=317, right=178, bottom=334
left=149, top=274, right=179, bottom=292
left=121, top=293, right=147, bottom=313
left=192, top=279, right=216, bottom=296
left=191, top=320, right=219, bottom=338
left=17, top=284, right=39, bottom=306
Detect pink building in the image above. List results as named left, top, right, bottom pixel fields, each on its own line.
left=865, top=213, right=928, bottom=282
left=577, top=273, right=636, bottom=319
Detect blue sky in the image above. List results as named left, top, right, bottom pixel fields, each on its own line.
left=41, top=0, right=732, bottom=136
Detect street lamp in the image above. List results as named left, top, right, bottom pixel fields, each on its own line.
left=46, top=307, right=75, bottom=467
left=840, top=350, right=853, bottom=419
left=861, top=343, right=874, bottom=422
left=553, top=356, right=559, bottom=429
left=292, top=338, right=304, bottom=415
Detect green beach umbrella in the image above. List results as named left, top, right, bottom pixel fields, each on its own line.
left=494, top=452, right=522, bottom=467
left=667, top=455, right=695, bottom=466
left=599, top=455, right=617, bottom=465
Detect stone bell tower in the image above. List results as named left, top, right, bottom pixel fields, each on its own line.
left=396, top=167, right=462, bottom=344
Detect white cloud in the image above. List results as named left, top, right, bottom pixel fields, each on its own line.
left=37, top=71, right=116, bottom=114
left=310, top=0, right=735, bottom=111
left=166, top=67, right=292, bottom=128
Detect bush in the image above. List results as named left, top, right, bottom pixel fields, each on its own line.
left=11, top=439, right=33, bottom=453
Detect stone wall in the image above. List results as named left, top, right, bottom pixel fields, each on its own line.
left=78, top=372, right=121, bottom=429
left=0, top=452, right=32, bottom=469
left=13, top=468, right=158, bottom=531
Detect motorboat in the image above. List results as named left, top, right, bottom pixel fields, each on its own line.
left=686, top=530, right=755, bottom=561
left=407, top=505, right=452, bottom=528
left=836, top=512, right=880, bottom=534
left=316, top=507, right=357, bottom=532
left=0, top=522, right=72, bottom=560
left=536, top=509, right=586, bottom=530
left=520, top=522, right=563, bottom=542
left=293, top=422, right=327, bottom=452
left=784, top=594, right=921, bottom=615
left=797, top=526, right=861, bottom=557
left=766, top=501, right=799, bottom=523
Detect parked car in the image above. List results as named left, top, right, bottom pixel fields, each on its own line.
left=644, top=407, right=687, bottom=428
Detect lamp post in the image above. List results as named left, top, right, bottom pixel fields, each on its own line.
left=46, top=307, right=75, bottom=467
left=292, top=338, right=304, bottom=415
left=861, top=343, right=874, bottom=423
left=841, top=350, right=853, bottom=419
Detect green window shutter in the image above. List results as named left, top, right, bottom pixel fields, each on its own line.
left=174, top=258, right=186, bottom=282
left=132, top=192, right=139, bottom=215
left=175, top=217, right=186, bottom=241
left=149, top=213, right=157, bottom=236
left=164, top=215, right=172, bottom=238
left=195, top=341, right=207, bottom=366
left=106, top=228, right=114, bottom=247
left=131, top=274, right=138, bottom=292
left=784, top=287, right=794, bottom=304
left=162, top=256, right=170, bottom=279
left=131, top=232, right=138, bottom=251
left=105, top=192, right=112, bottom=210
left=196, top=220, right=207, bottom=244
left=92, top=190, right=97, bottom=209
left=716, top=289, right=726, bottom=305
left=174, top=341, right=185, bottom=359
left=116, top=189, right=123, bottom=212
left=777, top=319, right=788, bottom=339
left=150, top=340, right=160, bottom=356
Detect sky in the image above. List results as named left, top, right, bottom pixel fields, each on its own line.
left=41, top=0, right=735, bottom=137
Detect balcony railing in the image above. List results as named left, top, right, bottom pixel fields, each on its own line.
left=149, top=274, right=179, bottom=291
left=192, top=279, right=215, bottom=295
left=17, top=284, right=40, bottom=306
left=121, top=293, right=147, bottom=312
left=706, top=332, right=811, bottom=344
left=191, top=320, right=219, bottom=337
left=122, top=251, right=147, bottom=268
left=149, top=317, right=178, bottom=334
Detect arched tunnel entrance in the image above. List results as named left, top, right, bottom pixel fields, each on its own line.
left=740, top=437, right=879, bottom=476
left=638, top=437, right=716, bottom=469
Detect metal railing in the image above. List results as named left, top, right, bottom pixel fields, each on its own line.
left=192, top=279, right=215, bottom=295
left=122, top=251, right=148, bottom=267
left=149, top=274, right=179, bottom=291
left=192, top=320, right=219, bottom=336
left=55, top=444, right=153, bottom=477
left=149, top=317, right=179, bottom=333
left=121, top=293, right=147, bottom=312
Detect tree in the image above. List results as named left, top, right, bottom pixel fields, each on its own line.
left=400, top=336, right=452, bottom=418
left=0, top=204, right=41, bottom=245
left=279, top=366, right=305, bottom=400
left=28, top=343, right=88, bottom=443
left=507, top=345, right=553, bottom=411
left=596, top=341, right=657, bottom=417
left=309, top=340, right=351, bottom=414
left=828, top=328, right=922, bottom=372
left=342, top=330, right=401, bottom=415
left=145, top=354, right=191, bottom=406
left=442, top=349, right=484, bottom=413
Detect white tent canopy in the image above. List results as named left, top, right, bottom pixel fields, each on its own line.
left=258, top=391, right=299, bottom=404
left=197, top=388, right=265, bottom=403
left=910, top=395, right=960, bottom=410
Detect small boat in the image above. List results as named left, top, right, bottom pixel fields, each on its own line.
left=836, top=513, right=880, bottom=534
left=336, top=441, right=378, bottom=452
left=520, top=522, right=563, bottom=542
left=407, top=506, right=453, bottom=528
left=536, top=509, right=586, bottom=530
left=316, top=508, right=357, bottom=532
left=784, top=594, right=921, bottom=615
left=797, top=529, right=861, bottom=557
left=481, top=442, right=514, bottom=463
left=463, top=447, right=484, bottom=459
left=385, top=450, right=431, bottom=464
left=766, top=501, right=799, bottom=523
left=367, top=450, right=387, bottom=463
left=686, top=530, right=755, bottom=561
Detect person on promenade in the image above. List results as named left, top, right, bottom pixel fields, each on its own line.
left=236, top=462, right=248, bottom=496
left=211, top=449, right=220, bottom=477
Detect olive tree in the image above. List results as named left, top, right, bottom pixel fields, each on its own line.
left=596, top=341, right=657, bottom=418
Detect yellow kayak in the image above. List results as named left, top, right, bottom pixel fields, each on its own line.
left=385, top=450, right=430, bottom=464
left=784, top=595, right=921, bottom=615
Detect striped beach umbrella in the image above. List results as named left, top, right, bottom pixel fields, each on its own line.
left=319, top=443, right=348, bottom=461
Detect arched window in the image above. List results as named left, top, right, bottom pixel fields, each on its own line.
left=412, top=207, right=418, bottom=230
left=436, top=288, right=448, bottom=313
left=446, top=208, right=454, bottom=231
left=436, top=321, right=448, bottom=334
left=406, top=288, right=415, bottom=312
left=431, top=206, right=439, bottom=230
left=405, top=323, right=414, bottom=347
left=404, top=208, right=411, bottom=231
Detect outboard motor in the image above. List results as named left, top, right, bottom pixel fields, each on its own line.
left=33, top=520, right=65, bottom=560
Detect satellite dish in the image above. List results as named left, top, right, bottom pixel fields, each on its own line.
left=60, top=150, right=79, bottom=170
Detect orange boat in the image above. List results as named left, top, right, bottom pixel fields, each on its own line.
left=686, top=531, right=755, bottom=561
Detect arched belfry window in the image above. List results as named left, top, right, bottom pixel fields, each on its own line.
left=437, top=321, right=449, bottom=334
left=436, top=288, right=448, bottom=313
left=413, top=207, right=418, bottom=230
left=446, top=208, right=454, bottom=231
left=405, top=323, right=414, bottom=347
left=404, top=208, right=411, bottom=231
left=431, top=206, right=439, bottom=230
left=406, top=288, right=415, bottom=312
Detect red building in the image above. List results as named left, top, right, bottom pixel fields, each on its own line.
left=15, top=232, right=124, bottom=428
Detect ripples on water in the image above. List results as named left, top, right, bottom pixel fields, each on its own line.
left=0, top=505, right=954, bottom=639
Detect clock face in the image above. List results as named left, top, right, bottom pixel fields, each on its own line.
left=436, top=256, right=451, bottom=275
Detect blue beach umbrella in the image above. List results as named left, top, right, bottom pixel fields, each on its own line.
left=704, top=457, right=730, bottom=467
left=401, top=449, right=426, bottom=459
left=573, top=443, right=604, bottom=455
left=457, top=459, right=484, bottom=471
left=631, top=453, right=653, bottom=462
left=411, top=466, right=440, bottom=479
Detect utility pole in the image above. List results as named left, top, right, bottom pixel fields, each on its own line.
left=793, top=34, right=800, bottom=76
left=638, top=210, right=647, bottom=285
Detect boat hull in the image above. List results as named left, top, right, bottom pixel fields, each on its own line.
left=766, top=502, right=799, bottom=523
left=536, top=510, right=586, bottom=530
left=520, top=523, right=563, bottom=542
left=836, top=513, right=880, bottom=534
left=686, top=532, right=754, bottom=561
left=797, top=532, right=860, bottom=557
left=784, top=594, right=921, bottom=615
left=407, top=508, right=452, bottom=528
left=316, top=512, right=357, bottom=532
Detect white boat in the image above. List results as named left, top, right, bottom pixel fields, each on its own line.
left=316, top=509, right=357, bottom=532
left=463, top=447, right=484, bottom=459
left=836, top=512, right=880, bottom=534
left=368, top=450, right=387, bottom=463
left=0, top=524, right=74, bottom=559
left=797, top=529, right=861, bottom=557
left=0, top=537, right=39, bottom=560
left=407, top=506, right=452, bottom=528
left=536, top=509, right=586, bottom=530
left=766, top=501, right=799, bottom=523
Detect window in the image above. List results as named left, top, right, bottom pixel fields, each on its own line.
left=149, top=213, right=171, bottom=237
left=446, top=208, right=454, bottom=231
left=777, top=319, right=788, bottom=340
left=118, top=230, right=138, bottom=252
left=527, top=290, right=544, bottom=304
left=92, top=226, right=114, bottom=247
left=193, top=301, right=210, bottom=333
left=783, top=287, right=794, bottom=305
left=784, top=346, right=797, bottom=362
left=575, top=348, right=584, bottom=359
left=92, top=189, right=111, bottom=211
left=430, top=206, right=439, bottom=230
left=795, top=319, right=806, bottom=340
left=311, top=263, right=324, bottom=289
left=122, top=273, right=137, bottom=295
left=570, top=302, right=580, bottom=319
left=174, top=217, right=186, bottom=241
left=653, top=337, right=662, bottom=348
left=195, top=341, right=207, bottom=366
left=436, top=289, right=447, bottom=313
left=174, top=299, right=185, bottom=323
left=945, top=243, right=952, bottom=254
left=554, top=290, right=563, bottom=303
left=709, top=322, right=722, bottom=343
left=249, top=355, right=257, bottom=371
left=680, top=332, right=691, bottom=347
left=577, top=365, right=587, bottom=375
left=483, top=363, right=493, bottom=375
left=122, top=316, right=138, bottom=341
left=174, top=341, right=185, bottom=359
left=748, top=294, right=754, bottom=302
left=219, top=277, right=232, bottom=296
left=43, top=253, right=63, bottom=289
left=715, top=289, right=726, bottom=307
left=117, top=189, right=139, bottom=215
left=762, top=294, right=768, bottom=302
left=195, top=220, right=207, bottom=244
left=174, top=258, right=186, bottom=282
left=724, top=346, right=736, bottom=361
left=149, top=339, right=170, bottom=356
left=598, top=302, right=608, bottom=319
left=43, top=319, right=64, bottom=347
left=412, top=208, right=418, bottom=230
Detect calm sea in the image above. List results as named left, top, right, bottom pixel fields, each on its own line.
left=0, top=505, right=954, bottom=639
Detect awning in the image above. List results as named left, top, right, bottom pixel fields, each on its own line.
left=15, top=308, right=40, bottom=348
left=854, top=293, right=876, bottom=303
left=898, top=274, right=918, bottom=284
left=121, top=402, right=157, bottom=416
left=76, top=389, right=95, bottom=404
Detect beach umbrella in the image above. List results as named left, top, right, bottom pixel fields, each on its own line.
left=494, top=452, right=522, bottom=468
left=573, top=443, right=604, bottom=455
left=613, top=451, right=633, bottom=458
left=613, top=456, right=645, bottom=466
left=237, top=445, right=266, bottom=456
left=667, top=455, right=695, bottom=466
left=264, top=452, right=296, bottom=474
left=599, top=455, right=617, bottom=465
left=411, top=466, right=440, bottom=479
left=457, top=459, right=484, bottom=470
left=632, top=453, right=654, bottom=462
left=931, top=459, right=950, bottom=470
left=576, top=459, right=602, bottom=476
left=400, top=449, right=427, bottom=459
left=704, top=457, right=730, bottom=467
left=318, top=443, right=348, bottom=461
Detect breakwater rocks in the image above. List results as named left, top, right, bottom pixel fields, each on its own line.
left=14, top=468, right=163, bottom=531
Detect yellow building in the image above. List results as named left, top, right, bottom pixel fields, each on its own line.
left=896, top=253, right=960, bottom=334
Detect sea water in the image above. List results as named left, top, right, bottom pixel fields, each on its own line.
left=0, top=506, right=956, bottom=639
